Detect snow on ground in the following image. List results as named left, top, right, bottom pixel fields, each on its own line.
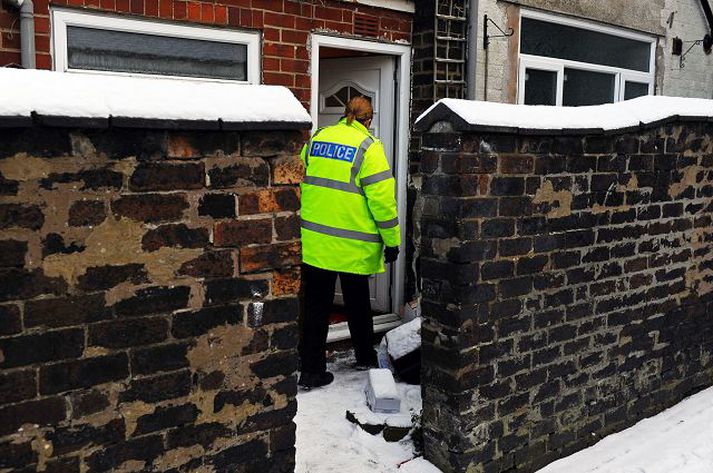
left=295, top=350, right=441, bottom=473
left=416, top=95, right=713, bottom=131
left=297, top=352, right=713, bottom=473
left=537, top=385, right=713, bottom=473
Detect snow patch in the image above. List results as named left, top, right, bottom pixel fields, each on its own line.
left=386, top=317, right=421, bottom=360
left=536, top=385, right=713, bottom=473
left=399, top=457, right=443, bottom=473
left=0, top=68, right=311, bottom=125
left=416, top=95, right=713, bottom=131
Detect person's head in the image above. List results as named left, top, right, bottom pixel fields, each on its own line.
left=344, top=96, right=373, bottom=128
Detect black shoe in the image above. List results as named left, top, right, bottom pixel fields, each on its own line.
left=298, top=371, right=334, bottom=390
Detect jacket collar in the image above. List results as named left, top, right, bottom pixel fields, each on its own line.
left=339, top=117, right=369, bottom=135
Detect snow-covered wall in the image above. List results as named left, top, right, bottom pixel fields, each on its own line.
left=417, top=102, right=713, bottom=472
left=0, top=100, right=307, bottom=470
left=0, top=68, right=311, bottom=128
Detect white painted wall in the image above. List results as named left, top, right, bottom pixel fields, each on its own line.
left=660, top=0, right=713, bottom=98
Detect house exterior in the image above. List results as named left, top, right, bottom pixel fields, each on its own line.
left=1, top=0, right=713, bottom=471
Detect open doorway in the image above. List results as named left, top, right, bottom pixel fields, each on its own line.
left=309, top=35, right=411, bottom=343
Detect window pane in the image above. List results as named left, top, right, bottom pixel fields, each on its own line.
left=521, top=17, right=651, bottom=72
left=563, top=68, right=615, bottom=106
left=524, top=68, right=557, bottom=105
left=67, top=26, right=248, bottom=81
left=624, top=81, right=650, bottom=100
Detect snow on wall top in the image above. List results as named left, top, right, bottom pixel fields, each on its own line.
left=414, top=95, right=713, bottom=134
left=0, top=68, right=312, bottom=129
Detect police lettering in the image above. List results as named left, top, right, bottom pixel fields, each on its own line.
left=310, top=141, right=357, bottom=163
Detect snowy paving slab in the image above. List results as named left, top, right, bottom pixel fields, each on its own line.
left=295, top=352, right=438, bottom=472
left=537, top=385, right=713, bottom=473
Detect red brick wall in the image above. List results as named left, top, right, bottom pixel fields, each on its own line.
left=0, top=0, right=412, bottom=108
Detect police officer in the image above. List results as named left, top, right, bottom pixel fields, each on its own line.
left=298, top=96, right=401, bottom=390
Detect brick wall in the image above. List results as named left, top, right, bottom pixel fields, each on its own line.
left=418, top=120, right=713, bottom=472
left=0, top=123, right=305, bottom=472
left=0, top=0, right=412, bottom=107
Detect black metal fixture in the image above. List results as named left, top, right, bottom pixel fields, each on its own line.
left=673, top=34, right=713, bottom=68
left=483, top=14, right=514, bottom=49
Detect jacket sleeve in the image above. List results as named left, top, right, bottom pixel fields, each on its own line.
left=358, top=140, right=401, bottom=248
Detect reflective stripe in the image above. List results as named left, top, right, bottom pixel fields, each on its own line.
left=361, top=169, right=393, bottom=187
left=375, top=217, right=399, bottom=229
left=303, top=176, right=364, bottom=195
left=350, top=136, right=374, bottom=183
left=301, top=219, right=382, bottom=243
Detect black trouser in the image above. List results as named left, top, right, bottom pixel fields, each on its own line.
left=300, top=263, right=377, bottom=374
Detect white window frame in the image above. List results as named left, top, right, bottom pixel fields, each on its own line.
left=517, top=9, right=656, bottom=105
left=51, top=8, right=261, bottom=84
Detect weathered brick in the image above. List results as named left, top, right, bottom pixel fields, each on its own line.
left=119, top=369, right=191, bottom=403
left=141, top=223, right=209, bottom=251
left=172, top=305, right=243, bottom=338
left=40, top=353, right=129, bottom=395
left=40, top=169, right=123, bottom=191
left=272, top=267, right=301, bottom=296
left=275, top=214, right=300, bottom=241
left=166, top=422, right=233, bottom=449
left=112, top=193, right=189, bottom=223
left=89, top=317, right=168, bottom=348
left=113, top=285, right=190, bottom=317
left=85, top=434, right=164, bottom=472
left=0, top=239, right=26, bottom=267
left=240, top=187, right=300, bottom=215
left=134, top=404, right=199, bottom=436
left=0, top=304, right=22, bottom=335
left=48, top=419, right=125, bottom=456
left=0, top=440, right=34, bottom=469
left=242, top=131, right=302, bottom=157
left=129, top=162, right=205, bottom=191
left=77, top=263, right=149, bottom=291
left=178, top=250, right=235, bottom=278
left=205, top=277, right=269, bottom=306
left=0, top=328, right=84, bottom=369
left=214, top=218, right=272, bottom=247
left=167, top=131, right=240, bottom=158
left=247, top=297, right=298, bottom=327
left=42, top=233, right=85, bottom=257
left=0, top=397, right=66, bottom=436
left=0, top=368, right=36, bottom=405
left=130, top=342, right=190, bottom=375
left=70, top=390, right=110, bottom=418
left=0, top=203, right=44, bottom=230
left=271, top=155, right=304, bottom=184
left=199, top=193, right=237, bottom=218
left=208, top=157, right=269, bottom=188
left=68, top=200, right=106, bottom=227
left=25, top=294, right=109, bottom=329
left=240, top=241, right=301, bottom=273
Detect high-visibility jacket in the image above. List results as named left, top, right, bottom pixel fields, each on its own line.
left=300, top=118, right=400, bottom=275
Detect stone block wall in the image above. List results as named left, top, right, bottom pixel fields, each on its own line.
left=0, top=124, right=304, bottom=472
left=418, top=121, right=713, bottom=472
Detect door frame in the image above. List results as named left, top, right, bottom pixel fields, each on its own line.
left=309, top=33, right=411, bottom=328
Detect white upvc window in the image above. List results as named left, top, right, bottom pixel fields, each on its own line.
left=51, top=8, right=261, bottom=84
left=517, top=9, right=656, bottom=106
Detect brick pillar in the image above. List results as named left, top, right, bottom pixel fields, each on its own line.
left=418, top=119, right=713, bottom=473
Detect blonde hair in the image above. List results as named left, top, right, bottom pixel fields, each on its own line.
left=345, top=96, right=373, bottom=126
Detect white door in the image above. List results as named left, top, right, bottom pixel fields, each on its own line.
left=318, top=56, right=396, bottom=314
